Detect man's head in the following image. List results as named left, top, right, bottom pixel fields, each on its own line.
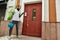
left=16, top=5, right=21, bottom=11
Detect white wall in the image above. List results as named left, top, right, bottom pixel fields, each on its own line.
left=43, top=0, right=49, bottom=22
left=7, top=0, right=16, bottom=8
left=56, top=0, right=60, bottom=22
left=42, top=0, right=44, bottom=22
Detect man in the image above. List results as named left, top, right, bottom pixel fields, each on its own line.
left=8, top=5, right=24, bottom=39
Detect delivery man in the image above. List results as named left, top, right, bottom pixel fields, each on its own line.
left=8, top=5, right=24, bottom=39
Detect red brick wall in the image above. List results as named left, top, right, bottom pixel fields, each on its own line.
left=0, top=21, right=23, bottom=36
left=42, top=22, right=57, bottom=40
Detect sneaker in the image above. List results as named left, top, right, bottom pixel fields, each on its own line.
left=7, top=36, right=11, bottom=40
left=16, top=36, right=18, bottom=38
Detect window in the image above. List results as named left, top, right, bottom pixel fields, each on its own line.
left=32, top=9, right=36, bottom=21
left=0, top=4, right=7, bottom=20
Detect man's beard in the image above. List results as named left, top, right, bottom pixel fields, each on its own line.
left=17, top=9, right=20, bottom=11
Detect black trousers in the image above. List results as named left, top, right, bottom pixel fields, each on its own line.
left=9, top=21, right=19, bottom=37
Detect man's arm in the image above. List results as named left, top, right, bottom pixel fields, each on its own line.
left=19, top=12, right=25, bottom=17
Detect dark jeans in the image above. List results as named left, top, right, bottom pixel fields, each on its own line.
left=9, top=20, right=19, bottom=37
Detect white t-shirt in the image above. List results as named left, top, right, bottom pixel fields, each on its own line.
left=12, top=9, right=20, bottom=21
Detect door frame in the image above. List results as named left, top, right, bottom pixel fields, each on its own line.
left=24, top=1, right=42, bottom=4
left=22, top=2, right=42, bottom=37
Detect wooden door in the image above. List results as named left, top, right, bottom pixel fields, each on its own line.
left=22, top=3, right=42, bottom=37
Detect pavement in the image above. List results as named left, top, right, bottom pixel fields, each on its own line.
left=0, top=35, right=41, bottom=40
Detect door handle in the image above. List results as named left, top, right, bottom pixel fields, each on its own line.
left=27, top=23, right=28, bottom=27
left=27, top=21, right=28, bottom=27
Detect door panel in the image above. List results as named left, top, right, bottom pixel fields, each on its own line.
left=22, top=3, right=42, bottom=37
